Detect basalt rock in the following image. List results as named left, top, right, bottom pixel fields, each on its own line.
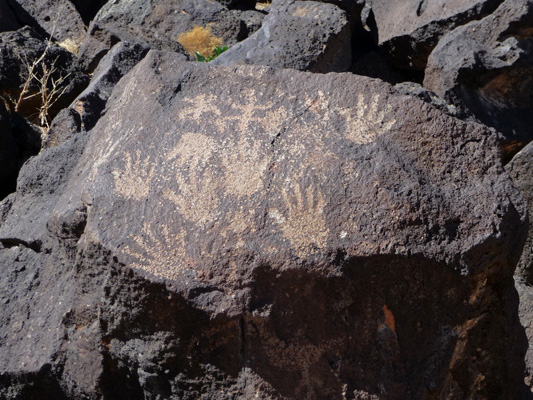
left=45, top=42, right=152, bottom=148
left=370, top=0, right=505, bottom=71
left=423, top=0, right=533, bottom=144
left=0, top=27, right=89, bottom=126
left=211, top=1, right=351, bottom=72
left=0, top=50, right=527, bottom=399
left=6, top=0, right=86, bottom=43
left=92, top=0, right=246, bottom=53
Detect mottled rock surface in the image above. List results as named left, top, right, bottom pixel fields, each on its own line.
left=508, top=142, right=533, bottom=392
left=370, top=0, right=505, bottom=71
left=0, top=50, right=527, bottom=399
left=424, top=0, right=533, bottom=143
left=7, top=0, right=86, bottom=43
left=211, top=1, right=351, bottom=72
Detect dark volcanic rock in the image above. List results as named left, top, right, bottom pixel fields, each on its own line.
left=508, top=142, right=533, bottom=282
left=0, top=49, right=527, bottom=399
left=45, top=42, right=152, bottom=148
left=423, top=0, right=533, bottom=144
left=370, top=0, right=505, bottom=71
left=90, top=0, right=246, bottom=57
left=6, top=0, right=86, bottom=43
left=508, top=142, right=533, bottom=391
left=211, top=0, right=351, bottom=72
left=0, top=27, right=89, bottom=126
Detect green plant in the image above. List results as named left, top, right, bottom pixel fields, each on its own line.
left=195, top=45, right=228, bottom=62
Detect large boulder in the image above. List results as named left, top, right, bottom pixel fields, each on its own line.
left=508, top=142, right=533, bottom=390
left=370, top=0, right=505, bottom=71
left=0, top=50, right=528, bottom=399
left=211, top=0, right=351, bottom=72
left=0, top=27, right=89, bottom=127
left=423, top=0, right=533, bottom=144
left=6, top=0, right=86, bottom=43
left=45, top=41, right=153, bottom=148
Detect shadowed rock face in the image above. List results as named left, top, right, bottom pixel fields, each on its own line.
left=0, top=50, right=527, bottom=399
left=370, top=0, right=505, bottom=71
left=424, top=0, right=533, bottom=144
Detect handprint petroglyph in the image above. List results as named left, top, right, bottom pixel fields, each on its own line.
left=221, top=137, right=268, bottom=198
left=112, top=150, right=156, bottom=200
left=122, top=223, right=187, bottom=281
left=340, top=94, right=396, bottom=144
left=304, top=91, right=395, bottom=144
left=271, top=182, right=328, bottom=256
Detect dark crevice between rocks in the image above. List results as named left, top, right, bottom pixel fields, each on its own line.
left=0, top=237, right=42, bottom=253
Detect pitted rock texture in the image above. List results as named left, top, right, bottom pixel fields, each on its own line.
left=423, top=0, right=533, bottom=143
left=6, top=0, right=86, bottom=43
left=0, top=50, right=527, bottom=399
left=370, top=0, right=504, bottom=71
left=211, top=1, right=351, bottom=72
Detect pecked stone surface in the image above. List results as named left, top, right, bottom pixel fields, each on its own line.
left=423, top=0, right=533, bottom=144
left=370, top=0, right=504, bottom=71
left=211, top=0, right=351, bottom=73
left=0, top=50, right=528, bottom=399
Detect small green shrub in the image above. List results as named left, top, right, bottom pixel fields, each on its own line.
left=195, top=45, right=227, bottom=62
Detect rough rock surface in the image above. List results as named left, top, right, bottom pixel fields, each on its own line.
left=93, top=0, right=246, bottom=52
left=508, top=142, right=533, bottom=392
left=211, top=0, right=351, bottom=72
left=0, top=50, right=527, bottom=399
left=6, top=0, right=86, bottom=43
left=370, top=0, right=505, bottom=71
left=0, top=27, right=89, bottom=125
left=424, top=0, right=533, bottom=143
left=45, top=42, right=152, bottom=148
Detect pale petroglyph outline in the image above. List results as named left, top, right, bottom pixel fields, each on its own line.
left=304, top=91, right=396, bottom=144
left=270, top=182, right=328, bottom=257
left=122, top=222, right=187, bottom=281
left=112, top=149, right=156, bottom=200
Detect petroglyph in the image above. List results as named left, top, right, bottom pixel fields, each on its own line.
left=112, top=150, right=156, bottom=200
left=122, top=223, right=187, bottom=281
left=273, top=182, right=328, bottom=257
left=164, top=169, right=220, bottom=227
left=304, top=91, right=396, bottom=144
left=341, top=94, right=396, bottom=144
left=221, top=137, right=268, bottom=198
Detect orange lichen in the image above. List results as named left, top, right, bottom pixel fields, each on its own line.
left=383, top=305, right=396, bottom=333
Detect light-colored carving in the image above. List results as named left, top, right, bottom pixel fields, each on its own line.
left=340, top=94, right=396, bottom=144
left=275, top=182, right=328, bottom=256
left=164, top=169, right=220, bottom=227
left=112, top=150, right=155, bottom=200
left=221, top=137, right=268, bottom=198
left=122, top=223, right=187, bottom=281
left=304, top=91, right=395, bottom=145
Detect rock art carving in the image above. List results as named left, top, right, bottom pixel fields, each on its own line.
left=112, top=150, right=155, bottom=200
left=123, top=222, right=187, bottom=281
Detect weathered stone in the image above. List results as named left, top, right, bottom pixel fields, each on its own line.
left=508, top=142, right=533, bottom=282
left=394, top=81, right=468, bottom=119
left=92, top=0, right=246, bottom=53
left=0, top=49, right=526, bottom=399
left=211, top=1, right=351, bottom=72
left=423, top=0, right=533, bottom=144
left=370, top=0, right=505, bottom=71
left=45, top=42, right=152, bottom=148
left=508, top=142, right=533, bottom=392
left=77, top=21, right=187, bottom=73
left=0, top=27, right=89, bottom=126
left=6, top=0, right=86, bottom=43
